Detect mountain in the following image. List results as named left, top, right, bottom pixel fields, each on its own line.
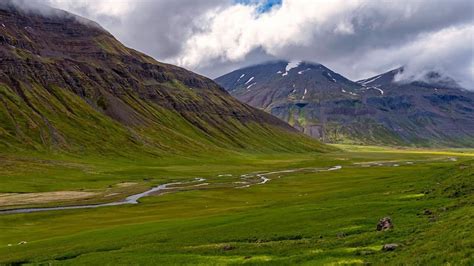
left=0, top=4, right=329, bottom=155
left=217, top=60, right=361, bottom=109
left=216, top=61, right=474, bottom=147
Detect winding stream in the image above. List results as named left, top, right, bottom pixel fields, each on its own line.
left=0, top=159, right=438, bottom=215
left=0, top=183, right=180, bottom=215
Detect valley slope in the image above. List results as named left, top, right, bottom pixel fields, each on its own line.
left=0, top=4, right=328, bottom=156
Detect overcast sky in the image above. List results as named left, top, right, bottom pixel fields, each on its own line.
left=15, top=0, right=474, bottom=88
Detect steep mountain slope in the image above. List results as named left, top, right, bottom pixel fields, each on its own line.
left=0, top=4, right=329, bottom=155
left=216, top=61, right=474, bottom=147
left=217, top=60, right=361, bottom=109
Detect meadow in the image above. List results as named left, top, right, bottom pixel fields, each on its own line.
left=0, top=146, right=472, bottom=265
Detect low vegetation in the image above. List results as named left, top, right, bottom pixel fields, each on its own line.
left=0, top=146, right=472, bottom=265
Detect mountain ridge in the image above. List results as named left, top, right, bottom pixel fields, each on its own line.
left=0, top=5, right=329, bottom=155
left=216, top=60, right=474, bottom=147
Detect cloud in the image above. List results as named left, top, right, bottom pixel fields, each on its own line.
left=175, top=0, right=474, bottom=88
left=9, top=0, right=474, bottom=89
left=391, top=25, right=474, bottom=88
left=42, top=0, right=230, bottom=61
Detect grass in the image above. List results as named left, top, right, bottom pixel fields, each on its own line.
left=0, top=146, right=472, bottom=265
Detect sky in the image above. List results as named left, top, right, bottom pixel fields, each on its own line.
left=12, top=0, right=474, bottom=88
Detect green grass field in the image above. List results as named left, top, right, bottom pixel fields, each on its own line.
left=0, top=146, right=472, bottom=265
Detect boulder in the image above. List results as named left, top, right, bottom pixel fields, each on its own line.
left=382, top=243, right=399, bottom=251
left=376, top=217, right=393, bottom=231
left=337, top=232, right=347, bottom=238
left=222, top=245, right=235, bottom=251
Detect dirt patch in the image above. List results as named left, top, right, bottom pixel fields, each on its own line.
left=116, top=182, right=138, bottom=187
left=104, top=192, right=120, bottom=198
left=0, top=191, right=98, bottom=206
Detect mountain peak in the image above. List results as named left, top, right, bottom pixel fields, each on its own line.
left=359, top=66, right=463, bottom=90
left=0, top=0, right=105, bottom=32
left=217, top=60, right=474, bottom=147
left=215, top=60, right=362, bottom=109
left=396, top=69, right=463, bottom=90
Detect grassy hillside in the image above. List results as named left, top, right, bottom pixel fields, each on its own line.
left=0, top=82, right=327, bottom=155
left=0, top=5, right=328, bottom=155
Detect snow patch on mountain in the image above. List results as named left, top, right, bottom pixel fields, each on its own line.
left=359, top=75, right=381, bottom=85
left=247, top=82, right=256, bottom=89
left=372, top=87, right=384, bottom=95
left=366, top=86, right=384, bottom=95
left=245, top=76, right=254, bottom=84
left=237, top=73, right=245, bottom=82
left=281, top=60, right=301, bottom=77
left=298, top=68, right=311, bottom=75
left=286, top=61, right=301, bottom=72
left=327, top=72, right=337, bottom=82
left=302, top=88, right=308, bottom=99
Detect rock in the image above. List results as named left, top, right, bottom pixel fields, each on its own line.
left=423, top=209, right=433, bottom=215
left=376, top=217, right=393, bottom=231
left=337, top=232, right=347, bottom=238
left=222, top=245, right=235, bottom=251
left=17, top=241, right=27, bottom=245
left=382, top=243, right=399, bottom=251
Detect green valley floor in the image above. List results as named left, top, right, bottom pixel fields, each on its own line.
left=0, top=146, right=472, bottom=265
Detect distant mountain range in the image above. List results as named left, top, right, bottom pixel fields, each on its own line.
left=216, top=61, right=474, bottom=147
left=0, top=4, right=328, bottom=155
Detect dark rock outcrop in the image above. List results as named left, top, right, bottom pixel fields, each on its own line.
left=376, top=217, right=393, bottom=231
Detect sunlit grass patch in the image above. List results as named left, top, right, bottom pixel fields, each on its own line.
left=399, top=193, right=425, bottom=199
left=326, top=258, right=365, bottom=265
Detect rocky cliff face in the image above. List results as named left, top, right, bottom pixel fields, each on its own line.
left=216, top=61, right=474, bottom=147
left=0, top=4, right=327, bottom=154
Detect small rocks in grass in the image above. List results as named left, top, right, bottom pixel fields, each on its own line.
left=337, top=232, right=347, bottom=238
left=17, top=241, right=27, bottom=245
left=376, top=217, right=393, bottom=231
left=222, top=245, right=235, bottom=251
left=382, top=243, right=399, bottom=251
left=423, top=209, right=433, bottom=215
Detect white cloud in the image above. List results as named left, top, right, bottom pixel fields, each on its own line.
left=13, top=0, right=474, bottom=89
left=172, top=0, right=474, bottom=88
left=392, top=25, right=474, bottom=88
left=176, top=0, right=361, bottom=67
left=48, top=0, right=132, bottom=17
